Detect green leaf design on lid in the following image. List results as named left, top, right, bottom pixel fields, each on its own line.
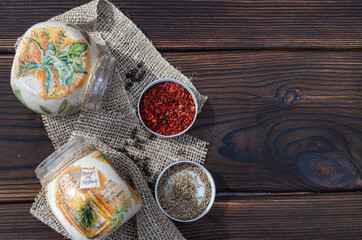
left=12, top=85, right=27, bottom=108
left=57, top=100, right=68, bottom=115
left=18, top=32, right=89, bottom=97
left=43, top=42, right=57, bottom=64
left=72, top=62, right=87, bottom=74
left=40, top=105, right=52, bottom=115
left=17, top=61, right=39, bottom=78
left=65, top=102, right=81, bottom=114
left=96, top=154, right=107, bottom=160
left=44, top=67, right=54, bottom=94
left=68, top=42, right=88, bottom=56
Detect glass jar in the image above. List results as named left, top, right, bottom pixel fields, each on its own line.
left=35, top=137, right=142, bottom=240
left=11, top=21, right=116, bottom=116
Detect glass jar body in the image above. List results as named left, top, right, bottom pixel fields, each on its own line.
left=11, top=21, right=116, bottom=116
left=35, top=137, right=142, bottom=240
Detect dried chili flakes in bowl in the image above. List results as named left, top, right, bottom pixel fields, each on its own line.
left=138, top=79, right=197, bottom=137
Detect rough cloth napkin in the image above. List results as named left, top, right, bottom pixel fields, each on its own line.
left=20, top=0, right=209, bottom=239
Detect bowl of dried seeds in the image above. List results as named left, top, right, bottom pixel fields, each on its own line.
left=155, top=161, right=216, bottom=222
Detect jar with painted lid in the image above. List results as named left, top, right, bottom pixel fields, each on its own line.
left=11, top=21, right=116, bottom=116
left=35, top=137, right=142, bottom=240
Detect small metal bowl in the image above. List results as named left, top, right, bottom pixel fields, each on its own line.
left=154, top=161, right=216, bottom=222
left=137, top=78, right=198, bottom=138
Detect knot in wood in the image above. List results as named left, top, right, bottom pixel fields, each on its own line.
left=281, top=88, right=299, bottom=107
left=296, top=151, right=356, bottom=188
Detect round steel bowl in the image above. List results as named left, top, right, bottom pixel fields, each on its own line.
left=137, top=78, right=198, bottom=138
left=154, top=161, right=216, bottom=222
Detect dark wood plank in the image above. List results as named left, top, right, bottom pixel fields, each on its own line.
left=0, top=193, right=361, bottom=239
left=170, top=50, right=362, bottom=192
left=2, top=0, right=362, bottom=51
left=0, top=50, right=361, bottom=202
left=177, top=192, right=362, bottom=239
left=0, top=56, right=52, bottom=202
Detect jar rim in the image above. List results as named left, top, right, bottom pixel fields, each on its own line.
left=35, top=136, right=90, bottom=184
left=81, top=54, right=116, bottom=112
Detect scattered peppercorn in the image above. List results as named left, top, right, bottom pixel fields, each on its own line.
left=125, top=82, right=133, bottom=90
left=137, top=70, right=146, bottom=81
left=130, top=67, right=138, bottom=77
left=134, top=143, right=140, bottom=149
left=137, top=61, right=144, bottom=69
left=126, top=72, right=133, bottom=79
left=117, top=146, right=125, bottom=152
left=130, top=128, right=137, bottom=138
left=139, top=81, right=196, bottom=136
left=126, top=62, right=146, bottom=83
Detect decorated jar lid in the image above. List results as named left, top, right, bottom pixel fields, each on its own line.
left=11, top=21, right=116, bottom=116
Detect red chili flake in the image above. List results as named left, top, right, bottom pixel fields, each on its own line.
left=139, top=81, right=196, bottom=136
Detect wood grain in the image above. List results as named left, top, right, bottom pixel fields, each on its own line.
left=0, top=50, right=361, bottom=202
left=2, top=0, right=362, bottom=51
left=1, top=193, right=361, bottom=239
left=2, top=1, right=362, bottom=239
left=0, top=56, right=53, bottom=202
left=169, top=50, right=362, bottom=193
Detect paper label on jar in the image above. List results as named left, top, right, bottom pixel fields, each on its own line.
left=79, top=168, right=100, bottom=189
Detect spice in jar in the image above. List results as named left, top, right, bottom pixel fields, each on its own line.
left=138, top=80, right=196, bottom=136
left=156, top=162, right=214, bottom=221
left=35, top=137, right=142, bottom=239
left=11, top=21, right=116, bottom=116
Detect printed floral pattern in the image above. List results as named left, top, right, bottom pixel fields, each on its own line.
left=52, top=153, right=142, bottom=238
left=13, top=26, right=91, bottom=99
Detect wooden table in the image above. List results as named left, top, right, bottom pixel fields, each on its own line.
left=1, top=1, right=362, bottom=239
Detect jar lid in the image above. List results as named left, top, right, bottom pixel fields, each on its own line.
left=11, top=21, right=98, bottom=116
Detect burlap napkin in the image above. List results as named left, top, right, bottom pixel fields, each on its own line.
left=24, top=0, right=209, bottom=239
left=31, top=138, right=185, bottom=240
left=71, top=111, right=208, bottom=184
left=41, top=0, right=207, bottom=149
